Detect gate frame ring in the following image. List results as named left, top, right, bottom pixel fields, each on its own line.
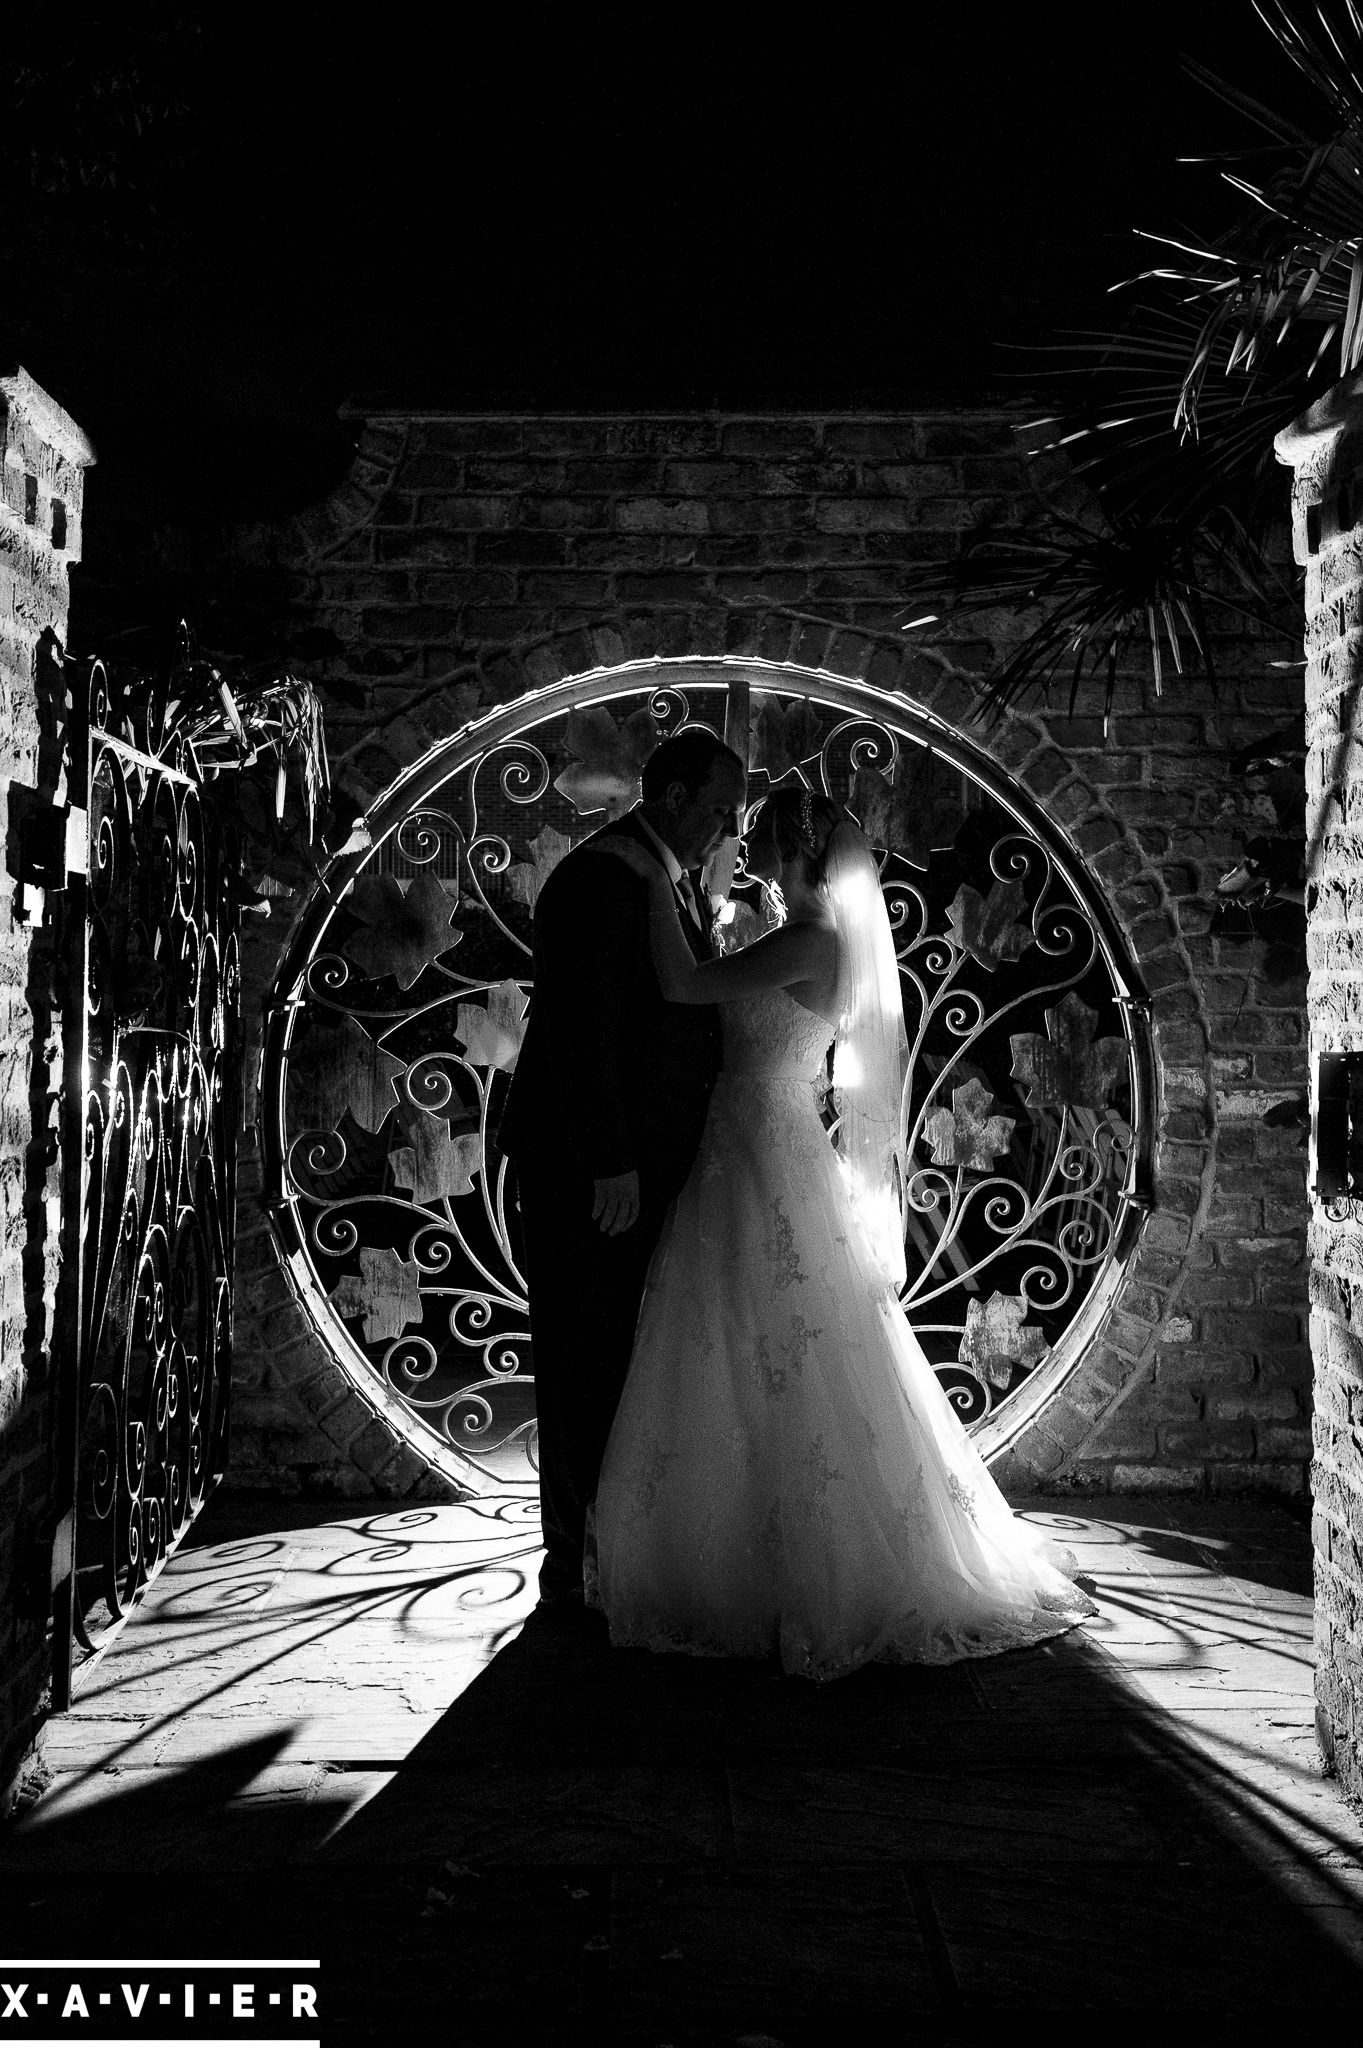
left=258, top=655, right=1157, bottom=1490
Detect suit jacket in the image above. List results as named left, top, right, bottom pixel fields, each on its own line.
left=496, top=810, right=722, bottom=1200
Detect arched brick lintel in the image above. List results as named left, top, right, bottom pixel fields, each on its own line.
left=275, top=418, right=415, bottom=565
left=231, top=614, right=1215, bottom=1504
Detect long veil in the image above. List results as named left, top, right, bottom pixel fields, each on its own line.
left=823, top=821, right=911, bottom=1290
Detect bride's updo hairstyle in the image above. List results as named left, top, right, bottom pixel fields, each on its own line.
left=757, top=784, right=846, bottom=887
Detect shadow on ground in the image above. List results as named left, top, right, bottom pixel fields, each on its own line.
left=2, top=1497, right=1361, bottom=2044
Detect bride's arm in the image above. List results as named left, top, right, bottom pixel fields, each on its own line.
left=655, top=905, right=837, bottom=1005
left=599, top=846, right=835, bottom=1005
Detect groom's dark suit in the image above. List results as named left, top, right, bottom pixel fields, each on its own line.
left=497, top=808, right=722, bottom=1595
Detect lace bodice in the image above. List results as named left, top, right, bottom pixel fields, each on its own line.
left=721, top=987, right=834, bottom=1080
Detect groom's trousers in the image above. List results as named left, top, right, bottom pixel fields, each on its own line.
left=515, top=1164, right=673, bottom=1597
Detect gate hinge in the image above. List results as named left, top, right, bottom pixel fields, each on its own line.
left=11, top=1512, right=67, bottom=1622
left=49, top=1510, right=74, bottom=1589
left=1316, top=1051, right=1363, bottom=1199
left=5, top=785, right=67, bottom=922
left=65, top=806, right=88, bottom=878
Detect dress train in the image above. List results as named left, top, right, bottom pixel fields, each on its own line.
left=588, top=986, right=1095, bottom=1681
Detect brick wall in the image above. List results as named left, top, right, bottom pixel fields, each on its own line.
left=1277, top=378, right=1363, bottom=1804
left=0, top=368, right=93, bottom=1810
left=219, top=408, right=1311, bottom=1506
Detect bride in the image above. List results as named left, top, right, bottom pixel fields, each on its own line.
left=585, top=784, right=1095, bottom=1681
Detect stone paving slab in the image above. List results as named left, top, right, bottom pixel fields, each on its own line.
left=924, top=1857, right=1363, bottom=2010
left=723, top=1757, right=1170, bottom=1863
left=607, top=1865, right=945, bottom=2027
left=4, top=1491, right=1363, bottom=2038
left=0, top=1755, right=328, bottom=1873
left=314, top=1759, right=735, bottom=1868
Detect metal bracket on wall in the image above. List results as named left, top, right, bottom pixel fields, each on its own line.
left=1315, top=1051, right=1363, bottom=1199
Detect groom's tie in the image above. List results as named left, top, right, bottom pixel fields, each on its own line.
left=674, top=868, right=704, bottom=934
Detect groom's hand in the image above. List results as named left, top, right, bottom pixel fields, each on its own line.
left=593, top=1169, right=640, bottom=1235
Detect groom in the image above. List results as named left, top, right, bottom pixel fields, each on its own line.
left=498, top=728, right=748, bottom=1604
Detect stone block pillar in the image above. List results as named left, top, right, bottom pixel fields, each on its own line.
left=0, top=368, right=94, bottom=1809
left=1278, top=377, right=1363, bottom=1802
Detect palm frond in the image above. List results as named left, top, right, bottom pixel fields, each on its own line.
left=1151, top=8, right=1363, bottom=419
left=901, top=498, right=1292, bottom=728
left=899, top=7, right=1363, bottom=715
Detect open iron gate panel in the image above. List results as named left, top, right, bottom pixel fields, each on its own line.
left=50, top=659, right=239, bottom=1709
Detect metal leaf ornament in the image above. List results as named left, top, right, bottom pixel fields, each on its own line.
left=958, top=1291, right=1049, bottom=1390
left=329, top=1245, right=424, bottom=1346
left=946, top=877, right=1033, bottom=971
left=850, top=759, right=960, bottom=871
left=751, top=694, right=823, bottom=779
left=921, top=1078, right=1017, bottom=1172
left=1010, top=991, right=1127, bottom=1110
left=391, top=1115, right=481, bottom=1205
left=287, top=1014, right=406, bottom=1134
left=506, top=825, right=575, bottom=911
left=553, top=705, right=660, bottom=819
left=456, top=981, right=529, bottom=1073
left=342, top=872, right=462, bottom=988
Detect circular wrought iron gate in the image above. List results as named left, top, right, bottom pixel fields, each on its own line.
left=260, top=659, right=1153, bottom=1492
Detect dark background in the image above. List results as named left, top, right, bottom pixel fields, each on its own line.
left=2, top=3, right=1315, bottom=527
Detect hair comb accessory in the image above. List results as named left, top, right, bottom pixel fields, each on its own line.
left=800, top=786, right=815, bottom=844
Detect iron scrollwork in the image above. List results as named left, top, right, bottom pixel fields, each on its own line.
left=61, top=658, right=239, bottom=1669
left=263, top=663, right=1152, bottom=1492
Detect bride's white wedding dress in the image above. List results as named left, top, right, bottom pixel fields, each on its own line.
left=589, top=982, right=1095, bottom=1681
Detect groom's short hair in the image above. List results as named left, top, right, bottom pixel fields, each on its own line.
left=641, top=728, right=744, bottom=802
